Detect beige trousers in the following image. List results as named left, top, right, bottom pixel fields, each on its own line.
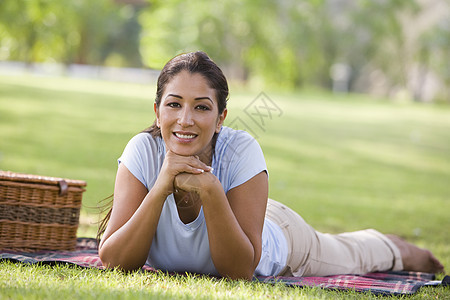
left=265, top=199, right=403, bottom=277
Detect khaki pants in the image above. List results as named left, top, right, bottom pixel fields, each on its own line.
left=265, top=199, right=403, bottom=277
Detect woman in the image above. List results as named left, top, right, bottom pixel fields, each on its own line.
left=98, top=51, right=444, bottom=280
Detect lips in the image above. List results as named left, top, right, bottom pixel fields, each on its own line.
left=173, top=132, right=198, bottom=140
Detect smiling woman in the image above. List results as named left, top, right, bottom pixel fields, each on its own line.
left=156, top=71, right=226, bottom=159
left=97, top=51, right=445, bottom=281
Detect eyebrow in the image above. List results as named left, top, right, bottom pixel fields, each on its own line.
left=166, top=94, right=213, bottom=103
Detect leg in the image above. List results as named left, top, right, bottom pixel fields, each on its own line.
left=386, top=234, right=445, bottom=274
left=266, top=199, right=445, bottom=276
left=266, top=199, right=403, bottom=276
left=301, top=229, right=403, bottom=276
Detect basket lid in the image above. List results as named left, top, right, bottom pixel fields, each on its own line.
left=0, top=171, right=87, bottom=187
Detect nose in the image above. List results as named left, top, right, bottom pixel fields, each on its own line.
left=177, top=106, right=194, bottom=127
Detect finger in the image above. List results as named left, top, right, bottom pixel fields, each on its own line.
left=185, top=165, right=206, bottom=174
left=169, top=160, right=205, bottom=175
left=165, top=151, right=212, bottom=172
left=188, top=156, right=213, bottom=172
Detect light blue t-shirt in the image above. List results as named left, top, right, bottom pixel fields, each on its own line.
left=118, top=126, right=288, bottom=276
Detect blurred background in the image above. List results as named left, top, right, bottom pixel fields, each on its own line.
left=0, top=0, right=449, bottom=102
left=1, top=0, right=450, bottom=245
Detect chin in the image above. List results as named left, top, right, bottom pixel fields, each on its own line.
left=168, top=146, right=199, bottom=157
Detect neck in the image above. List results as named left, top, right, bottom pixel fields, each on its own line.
left=197, top=133, right=218, bottom=166
left=198, top=149, right=212, bottom=166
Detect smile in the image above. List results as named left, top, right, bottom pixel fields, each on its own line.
left=174, top=132, right=198, bottom=139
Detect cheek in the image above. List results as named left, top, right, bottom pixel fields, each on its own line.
left=204, top=116, right=220, bottom=131
left=158, top=108, right=175, bottom=125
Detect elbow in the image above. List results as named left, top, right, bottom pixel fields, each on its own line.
left=215, top=244, right=261, bottom=281
left=98, top=245, right=143, bottom=272
left=215, top=257, right=257, bottom=281
left=98, top=250, right=115, bottom=270
left=99, top=256, right=142, bottom=273
left=234, top=269, right=255, bottom=281
left=218, top=267, right=255, bottom=281
left=98, top=247, right=120, bottom=270
left=223, top=249, right=261, bottom=281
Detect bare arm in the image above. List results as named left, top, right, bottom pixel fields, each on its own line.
left=98, top=163, right=167, bottom=271
left=174, top=171, right=268, bottom=280
left=99, top=151, right=211, bottom=271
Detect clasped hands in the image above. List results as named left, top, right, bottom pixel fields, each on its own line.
left=160, top=150, right=218, bottom=197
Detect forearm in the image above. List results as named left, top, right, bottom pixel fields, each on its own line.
left=201, top=183, right=259, bottom=280
left=99, top=186, right=166, bottom=271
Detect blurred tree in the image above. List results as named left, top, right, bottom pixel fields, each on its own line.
left=0, top=0, right=144, bottom=67
left=56, top=0, right=145, bottom=67
left=100, top=4, right=145, bottom=67
left=140, top=0, right=297, bottom=86
left=0, top=0, right=63, bottom=64
left=349, top=0, right=421, bottom=96
left=416, top=18, right=450, bottom=102
left=0, top=0, right=448, bottom=101
left=139, top=0, right=250, bottom=74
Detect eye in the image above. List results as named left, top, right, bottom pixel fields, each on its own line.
left=167, top=102, right=181, bottom=108
left=196, top=104, right=210, bottom=111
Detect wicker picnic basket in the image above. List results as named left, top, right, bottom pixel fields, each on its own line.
left=0, top=170, right=86, bottom=252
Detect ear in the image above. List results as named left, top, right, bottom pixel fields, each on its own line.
left=215, top=108, right=227, bottom=133
left=154, top=103, right=160, bottom=127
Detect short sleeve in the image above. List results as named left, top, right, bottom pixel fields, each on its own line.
left=228, top=132, right=267, bottom=190
left=118, top=133, right=164, bottom=190
left=213, top=127, right=267, bottom=193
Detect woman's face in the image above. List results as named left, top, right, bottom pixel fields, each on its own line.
left=155, top=71, right=227, bottom=160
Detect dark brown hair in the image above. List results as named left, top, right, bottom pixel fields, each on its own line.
left=97, top=51, right=229, bottom=244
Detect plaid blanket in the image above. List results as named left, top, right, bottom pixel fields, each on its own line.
left=1, top=238, right=447, bottom=296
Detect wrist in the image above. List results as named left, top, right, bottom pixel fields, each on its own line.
left=198, top=172, right=221, bottom=197
left=173, top=171, right=219, bottom=196
left=153, top=175, right=175, bottom=198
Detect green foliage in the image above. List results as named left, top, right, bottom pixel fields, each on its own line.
left=138, top=0, right=449, bottom=100
left=0, top=0, right=143, bottom=67
left=1, top=0, right=449, bottom=100
left=418, top=19, right=450, bottom=102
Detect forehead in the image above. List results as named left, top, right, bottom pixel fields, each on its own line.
left=163, top=71, right=215, bottom=99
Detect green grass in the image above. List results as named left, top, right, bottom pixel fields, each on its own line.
left=0, top=74, right=449, bottom=299
left=1, top=261, right=405, bottom=300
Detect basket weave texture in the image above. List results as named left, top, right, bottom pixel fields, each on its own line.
left=0, top=171, right=86, bottom=252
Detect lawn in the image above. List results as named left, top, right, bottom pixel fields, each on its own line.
left=0, top=74, right=449, bottom=299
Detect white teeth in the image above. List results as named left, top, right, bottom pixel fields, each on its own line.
left=175, top=133, right=196, bottom=139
